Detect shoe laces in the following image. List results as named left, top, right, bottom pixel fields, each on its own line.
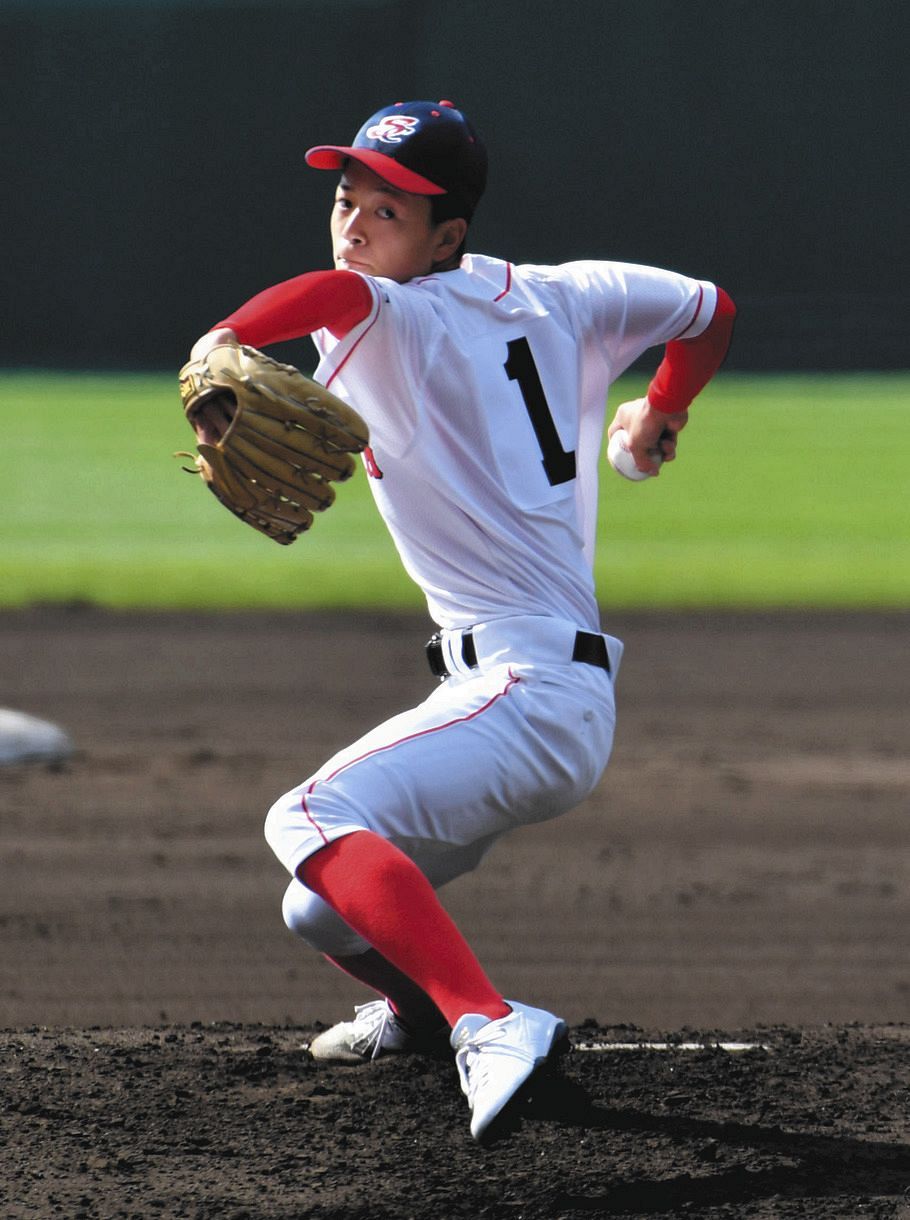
left=455, top=1021, right=525, bottom=1099
left=348, top=1000, right=397, bottom=1061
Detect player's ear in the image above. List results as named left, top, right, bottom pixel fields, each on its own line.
left=433, top=217, right=468, bottom=262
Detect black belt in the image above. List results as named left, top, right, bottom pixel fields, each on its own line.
left=425, top=629, right=610, bottom=678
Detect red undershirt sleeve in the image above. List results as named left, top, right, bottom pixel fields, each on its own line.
left=646, top=287, right=737, bottom=414
left=212, top=270, right=374, bottom=346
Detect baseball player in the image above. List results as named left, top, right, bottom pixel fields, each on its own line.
left=187, top=99, right=736, bottom=1141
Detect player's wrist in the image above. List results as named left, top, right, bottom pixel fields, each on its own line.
left=645, top=386, right=687, bottom=416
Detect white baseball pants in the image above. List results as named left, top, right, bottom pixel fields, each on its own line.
left=265, top=616, right=623, bottom=956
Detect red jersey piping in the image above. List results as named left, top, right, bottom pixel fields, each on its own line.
left=324, top=287, right=382, bottom=389
left=672, top=284, right=704, bottom=341
left=493, top=263, right=513, bottom=301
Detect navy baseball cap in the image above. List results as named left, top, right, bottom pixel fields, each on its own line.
left=306, top=99, right=487, bottom=219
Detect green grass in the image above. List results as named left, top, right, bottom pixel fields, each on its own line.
left=597, top=373, right=910, bottom=608
left=1, top=370, right=907, bottom=610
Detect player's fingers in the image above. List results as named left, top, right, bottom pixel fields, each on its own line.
left=627, top=440, right=663, bottom=476
left=657, top=428, right=678, bottom=461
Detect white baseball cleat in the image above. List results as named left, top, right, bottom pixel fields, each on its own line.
left=308, top=999, right=445, bottom=1064
left=450, top=1001, right=569, bottom=1140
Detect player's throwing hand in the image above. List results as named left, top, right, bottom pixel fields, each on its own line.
left=608, top=396, right=688, bottom=476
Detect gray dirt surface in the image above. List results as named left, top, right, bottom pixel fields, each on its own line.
left=1, top=607, right=909, bottom=1218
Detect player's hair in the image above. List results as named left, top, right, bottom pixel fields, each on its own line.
left=430, top=192, right=470, bottom=224
left=430, top=194, right=470, bottom=261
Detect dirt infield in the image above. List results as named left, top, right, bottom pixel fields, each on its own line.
left=1, top=607, right=908, bottom=1218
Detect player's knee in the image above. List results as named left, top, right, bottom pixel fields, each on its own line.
left=280, top=880, right=369, bottom=956
left=264, top=783, right=367, bottom=874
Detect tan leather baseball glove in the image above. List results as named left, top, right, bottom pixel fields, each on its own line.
left=177, top=339, right=369, bottom=545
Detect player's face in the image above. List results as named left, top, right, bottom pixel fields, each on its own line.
left=330, top=161, right=464, bottom=283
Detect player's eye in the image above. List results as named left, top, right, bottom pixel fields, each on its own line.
left=377, top=205, right=396, bottom=220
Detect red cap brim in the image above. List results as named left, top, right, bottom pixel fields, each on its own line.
left=305, top=145, right=447, bottom=196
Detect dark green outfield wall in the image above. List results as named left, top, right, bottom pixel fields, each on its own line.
left=3, top=0, right=906, bottom=370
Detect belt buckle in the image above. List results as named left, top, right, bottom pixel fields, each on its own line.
left=572, top=630, right=610, bottom=673
left=425, top=632, right=448, bottom=678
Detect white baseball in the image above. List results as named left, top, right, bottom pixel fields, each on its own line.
left=607, top=429, right=662, bottom=481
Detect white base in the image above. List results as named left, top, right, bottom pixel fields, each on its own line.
left=575, top=1041, right=771, bottom=1053
left=0, top=708, right=73, bottom=765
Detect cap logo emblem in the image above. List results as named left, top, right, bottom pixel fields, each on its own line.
left=366, top=115, right=419, bottom=144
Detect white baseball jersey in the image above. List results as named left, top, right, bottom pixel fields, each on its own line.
left=312, top=253, right=716, bottom=631
left=268, top=253, right=717, bottom=949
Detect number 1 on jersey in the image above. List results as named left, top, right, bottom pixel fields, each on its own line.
left=504, top=337, right=576, bottom=486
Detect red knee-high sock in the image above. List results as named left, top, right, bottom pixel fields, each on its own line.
left=300, top=831, right=510, bottom=1028
left=323, top=948, right=446, bottom=1031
